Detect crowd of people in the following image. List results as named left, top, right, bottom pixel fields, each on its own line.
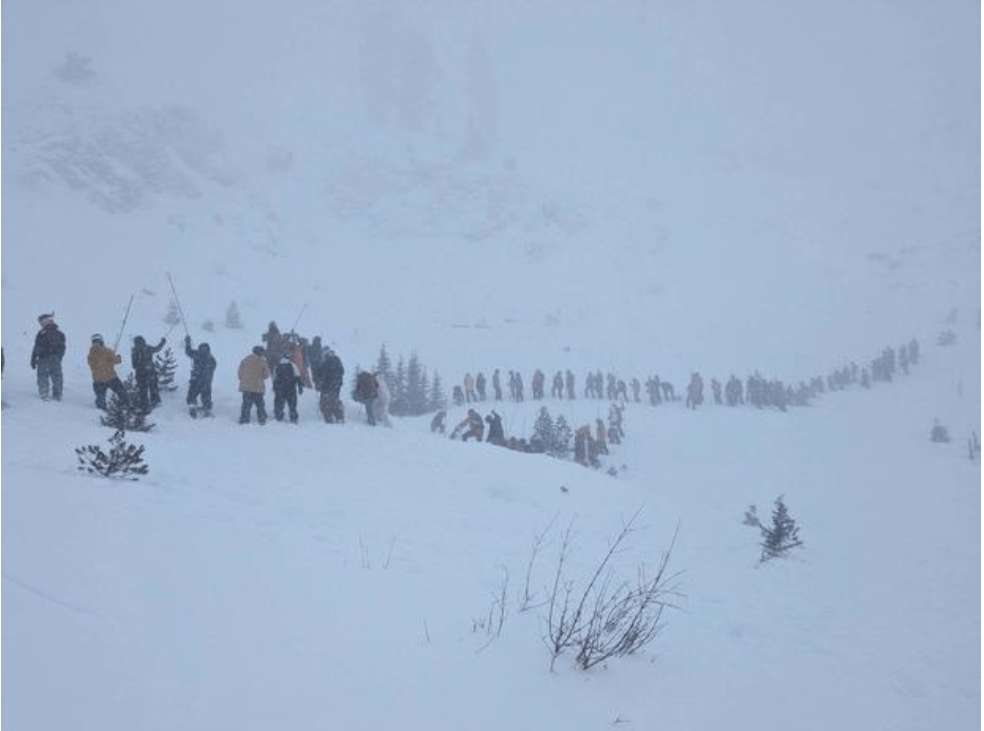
left=22, top=311, right=924, bottom=469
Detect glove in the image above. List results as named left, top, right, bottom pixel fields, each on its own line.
left=185, top=335, right=191, bottom=345
left=30, top=360, right=36, bottom=370
left=298, top=385, right=304, bottom=395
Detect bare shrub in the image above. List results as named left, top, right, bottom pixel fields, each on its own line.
left=542, top=509, right=682, bottom=671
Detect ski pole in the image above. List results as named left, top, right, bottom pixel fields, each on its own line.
left=290, top=303, right=308, bottom=336
left=166, top=272, right=191, bottom=340
left=113, top=294, right=135, bottom=352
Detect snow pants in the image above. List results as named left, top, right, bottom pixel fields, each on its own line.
left=274, top=388, right=299, bottom=423
left=93, top=377, right=127, bottom=410
left=240, top=392, right=267, bottom=424
left=187, top=378, right=213, bottom=411
left=36, top=355, right=63, bottom=400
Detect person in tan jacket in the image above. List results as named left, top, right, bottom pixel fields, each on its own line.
left=238, top=346, right=271, bottom=424
left=87, top=334, right=128, bottom=410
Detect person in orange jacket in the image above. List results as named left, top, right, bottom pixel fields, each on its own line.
left=87, top=334, right=127, bottom=410
left=450, top=408, right=484, bottom=442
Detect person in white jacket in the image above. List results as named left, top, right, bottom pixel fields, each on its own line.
left=373, top=373, right=393, bottom=427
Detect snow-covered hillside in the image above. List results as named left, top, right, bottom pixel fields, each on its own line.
left=2, top=0, right=980, bottom=729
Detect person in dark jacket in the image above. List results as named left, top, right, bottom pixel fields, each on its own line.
left=273, top=353, right=304, bottom=423
left=261, top=322, right=287, bottom=371
left=485, top=410, right=505, bottom=446
left=353, top=371, right=380, bottom=426
left=430, top=409, right=447, bottom=434
left=184, top=336, right=217, bottom=417
left=475, top=372, right=487, bottom=401
left=316, top=347, right=345, bottom=423
left=30, top=313, right=66, bottom=401
left=492, top=368, right=503, bottom=400
left=131, top=335, right=166, bottom=413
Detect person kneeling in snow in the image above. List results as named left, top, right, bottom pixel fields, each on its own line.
left=450, top=408, right=484, bottom=442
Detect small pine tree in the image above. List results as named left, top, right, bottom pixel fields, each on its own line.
left=760, top=496, right=802, bottom=562
left=164, top=300, right=181, bottom=326
left=406, top=354, right=427, bottom=416
left=376, top=344, right=393, bottom=390
left=100, top=374, right=155, bottom=432
left=429, top=371, right=446, bottom=411
left=154, top=347, right=179, bottom=392
left=202, top=319, right=215, bottom=333
left=76, top=430, right=149, bottom=480
left=930, top=419, right=950, bottom=443
left=532, top=406, right=554, bottom=452
left=391, top=356, right=408, bottom=416
left=551, top=414, right=572, bottom=457
left=225, top=301, right=243, bottom=329
left=417, top=367, right=431, bottom=416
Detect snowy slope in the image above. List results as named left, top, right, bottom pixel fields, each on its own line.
left=2, top=0, right=981, bottom=729
left=2, top=327, right=980, bottom=730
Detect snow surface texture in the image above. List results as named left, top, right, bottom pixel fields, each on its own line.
left=2, top=0, right=980, bottom=729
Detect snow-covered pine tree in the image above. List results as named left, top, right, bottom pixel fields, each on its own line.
left=100, top=374, right=155, bottom=432
left=429, top=371, right=446, bottom=411
left=406, top=354, right=427, bottom=416
left=76, top=429, right=149, bottom=480
left=416, top=367, right=431, bottom=416
left=225, top=301, right=244, bottom=329
left=930, top=419, right=950, bottom=443
left=760, top=495, right=802, bottom=562
left=551, top=415, right=573, bottom=457
left=154, top=347, right=179, bottom=392
left=391, top=356, right=408, bottom=416
left=164, top=299, right=181, bottom=326
left=532, top=406, right=554, bottom=453
left=376, top=344, right=393, bottom=390
left=202, top=319, right=215, bottom=333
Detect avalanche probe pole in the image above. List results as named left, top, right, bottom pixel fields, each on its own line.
left=290, top=303, right=308, bottom=336
left=112, top=294, right=135, bottom=352
left=166, top=272, right=191, bottom=340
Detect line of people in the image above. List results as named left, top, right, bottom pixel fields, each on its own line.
left=24, top=310, right=924, bottom=431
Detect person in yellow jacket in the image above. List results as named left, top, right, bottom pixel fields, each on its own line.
left=238, top=345, right=271, bottom=424
left=87, top=334, right=128, bottom=410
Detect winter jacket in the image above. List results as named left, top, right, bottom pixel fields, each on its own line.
left=238, top=353, right=271, bottom=393
left=185, top=340, right=217, bottom=385
left=31, top=324, right=66, bottom=366
left=290, top=347, right=312, bottom=388
left=317, top=354, right=345, bottom=393
left=132, top=337, right=166, bottom=376
left=485, top=412, right=505, bottom=444
left=353, top=371, right=379, bottom=403
left=274, top=360, right=303, bottom=396
left=262, top=326, right=287, bottom=369
left=453, top=410, right=484, bottom=439
left=87, top=343, right=121, bottom=382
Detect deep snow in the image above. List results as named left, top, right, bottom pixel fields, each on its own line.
left=2, top=0, right=980, bottom=729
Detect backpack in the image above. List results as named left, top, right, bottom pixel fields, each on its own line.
left=354, top=372, right=378, bottom=401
